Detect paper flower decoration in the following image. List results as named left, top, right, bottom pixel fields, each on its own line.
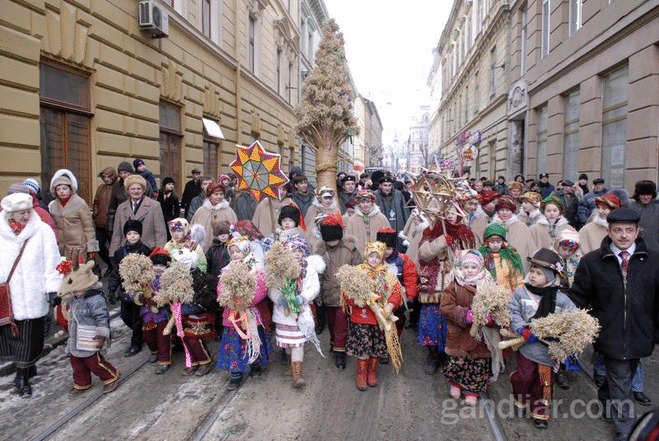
left=230, top=140, right=289, bottom=202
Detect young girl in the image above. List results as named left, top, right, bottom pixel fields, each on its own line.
left=344, top=241, right=402, bottom=391
left=518, top=192, right=543, bottom=227
left=440, top=250, right=495, bottom=406
left=268, top=234, right=325, bottom=388
left=164, top=218, right=207, bottom=273
left=479, top=223, right=524, bottom=295
left=492, top=195, right=536, bottom=271
left=216, top=235, right=271, bottom=390
left=157, top=177, right=180, bottom=239
left=529, top=195, right=576, bottom=250
left=509, top=248, right=575, bottom=429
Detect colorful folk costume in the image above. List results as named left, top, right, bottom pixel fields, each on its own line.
left=316, top=213, right=363, bottom=370
left=377, top=228, right=418, bottom=337
left=509, top=248, right=575, bottom=429
left=129, top=249, right=173, bottom=373
left=267, top=235, right=325, bottom=388
left=343, top=241, right=403, bottom=391
left=479, top=223, right=524, bottom=295
left=441, top=250, right=497, bottom=406
left=491, top=195, right=537, bottom=272
left=216, top=235, right=271, bottom=390
left=61, top=262, right=120, bottom=395
left=417, top=205, right=476, bottom=375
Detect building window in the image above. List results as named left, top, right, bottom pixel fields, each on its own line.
left=248, top=15, right=256, bottom=72
left=489, top=46, right=496, bottom=96
left=39, top=62, right=92, bottom=204
left=465, top=85, right=469, bottom=124
left=536, top=104, right=548, bottom=175
left=159, top=102, right=182, bottom=192
left=202, top=0, right=211, bottom=38
left=569, top=0, right=582, bottom=35
left=601, top=66, right=628, bottom=189
left=276, top=48, right=282, bottom=95
left=520, top=7, right=527, bottom=74
left=202, top=117, right=224, bottom=177
left=474, top=73, right=479, bottom=113
left=477, top=0, right=483, bottom=32
left=541, top=0, right=550, bottom=58
left=563, top=90, right=580, bottom=180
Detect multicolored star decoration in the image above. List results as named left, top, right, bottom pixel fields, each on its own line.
left=230, top=140, right=289, bottom=202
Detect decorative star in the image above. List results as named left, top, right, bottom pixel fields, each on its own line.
left=230, top=140, right=289, bottom=202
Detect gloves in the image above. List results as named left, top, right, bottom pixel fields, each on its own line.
left=464, top=310, right=473, bottom=325
left=93, top=335, right=106, bottom=349
left=48, top=292, right=61, bottom=307
left=519, top=327, right=540, bottom=344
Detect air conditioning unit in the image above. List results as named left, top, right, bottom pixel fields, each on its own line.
left=138, top=1, right=169, bottom=38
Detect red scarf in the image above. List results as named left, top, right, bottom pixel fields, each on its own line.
left=59, top=196, right=71, bottom=207
left=9, top=220, right=25, bottom=236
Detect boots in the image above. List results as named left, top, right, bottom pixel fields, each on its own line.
left=356, top=359, right=368, bottom=391
left=335, top=352, right=346, bottom=370
left=14, top=368, right=32, bottom=398
left=292, top=361, right=306, bottom=388
left=367, top=357, right=379, bottom=387
left=424, top=346, right=440, bottom=375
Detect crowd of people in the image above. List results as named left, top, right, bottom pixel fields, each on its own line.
left=1, top=163, right=659, bottom=441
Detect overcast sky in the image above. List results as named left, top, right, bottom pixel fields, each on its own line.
left=324, top=0, right=452, bottom=146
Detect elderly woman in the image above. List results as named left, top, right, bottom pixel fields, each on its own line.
left=191, top=181, right=238, bottom=253
left=0, top=193, right=62, bottom=397
left=48, top=169, right=99, bottom=262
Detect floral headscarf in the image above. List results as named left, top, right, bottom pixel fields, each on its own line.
left=451, top=249, right=493, bottom=286
left=167, top=218, right=190, bottom=243
left=283, top=234, right=311, bottom=258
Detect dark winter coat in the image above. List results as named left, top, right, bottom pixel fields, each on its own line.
left=537, top=182, right=554, bottom=199
left=108, top=241, right=152, bottom=299
left=230, top=190, right=258, bottom=221
left=317, top=236, right=362, bottom=307
left=181, top=179, right=202, bottom=213
left=138, top=169, right=158, bottom=198
left=205, top=238, right=230, bottom=278
left=577, top=186, right=608, bottom=225
left=569, top=236, right=659, bottom=360
left=552, top=189, right=579, bottom=228
left=375, top=188, right=410, bottom=234
left=291, top=190, right=314, bottom=217
left=441, top=281, right=492, bottom=359
left=157, top=191, right=180, bottom=224
left=630, top=200, right=659, bottom=252
left=107, top=179, right=129, bottom=236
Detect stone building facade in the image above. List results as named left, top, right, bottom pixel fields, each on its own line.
left=354, top=95, right=383, bottom=169
left=406, top=105, right=430, bottom=175
left=0, top=0, right=300, bottom=201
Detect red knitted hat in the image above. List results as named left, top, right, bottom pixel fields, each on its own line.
left=478, top=189, right=500, bottom=206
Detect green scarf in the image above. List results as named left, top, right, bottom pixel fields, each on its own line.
left=478, top=245, right=524, bottom=281
left=282, top=279, right=302, bottom=314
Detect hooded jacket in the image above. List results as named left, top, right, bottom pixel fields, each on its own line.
left=92, top=167, right=118, bottom=228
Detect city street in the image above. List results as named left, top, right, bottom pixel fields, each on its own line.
left=0, top=307, right=636, bottom=441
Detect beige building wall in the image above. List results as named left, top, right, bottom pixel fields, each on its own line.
left=0, top=0, right=300, bottom=201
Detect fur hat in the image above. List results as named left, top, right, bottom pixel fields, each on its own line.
left=579, top=173, right=588, bottom=181
left=1, top=193, right=33, bottom=213
left=205, top=181, right=225, bottom=198
left=23, top=178, right=40, bottom=195
left=59, top=261, right=99, bottom=296
left=483, top=222, right=507, bottom=241
left=123, top=174, right=147, bottom=191
left=495, top=195, right=517, bottom=212
left=123, top=219, right=143, bottom=236
left=320, top=212, right=344, bottom=242
left=99, top=166, right=117, bottom=181
left=162, top=177, right=175, bottom=187
left=633, top=180, right=657, bottom=200
left=376, top=228, right=397, bottom=249
left=478, top=189, right=499, bottom=206
left=278, top=204, right=301, bottom=227
left=541, top=195, right=564, bottom=213
left=149, top=247, right=172, bottom=266
left=117, top=161, right=133, bottom=174
left=527, top=248, right=564, bottom=274
left=595, top=193, right=622, bottom=210
left=50, top=169, right=78, bottom=196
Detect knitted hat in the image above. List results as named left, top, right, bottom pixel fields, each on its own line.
left=283, top=234, right=311, bottom=258
left=150, top=247, right=172, bottom=266
left=376, top=228, right=397, bottom=249
left=205, top=181, right=225, bottom=198
left=607, top=207, right=641, bottom=224
left=117, top=162, right=134, bottom=174
left=458, top=249, right=484, bottom=268
left=541, top=195, right=564, bottom=213
left=123, top=174, right=147, bottom=191
left=50, top=169, right=78, bottom=196
left=23, top=178, right=40, bottom=195
left=527, top=248, right=564, bottom=274
left=59, top=261, right=99, bottom=296
left=595, top=193, right=622, bottom=210
left=354, top=189, right=376, bottom=201
left=278, top=204, right=301, bottom=227
left=519, top=191, right=542, bottom=205
left=133, top=158, right=145, bottom=169
left=483, top=222, right=507, bottom=241
left=123, top=219, right=143, bottom=236
left=212, top=221, right=231, bottom=237
left=364, top=241, right=387, bottom=259
left=634, top=180, right=657, bottom=199
left=1, top=193, right=32, bottom=212
left=508, top=182, right=524, bottom=191
left=495, top=195, right=517, bottom=212
left=478, top=189, right=499, bottom=206
left=8, top=182, right=30, bottom=195
left=162, top=177, right=175, bottom=186
left=320, top=212, right=344, bottom=242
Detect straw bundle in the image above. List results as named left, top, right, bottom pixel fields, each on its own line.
left=469, top=284, right=512, bottom=337
left=264, top=241, right=300, bottom=289
left=154, top=261, right=195, bottom=335
left=119, top=254, right=155, bottom=294
left=218, top=262, right=257, bottom=311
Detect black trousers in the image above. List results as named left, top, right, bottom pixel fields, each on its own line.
left=120, top=301, right=143, bottom=348
left=0, top=317, right=45, bottom=368
left=598, top=357, right=639, bottom=441
left=95, top=227, right=111, bottom=267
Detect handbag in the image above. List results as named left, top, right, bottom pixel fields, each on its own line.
left=0, top=239, right=30, bottom=337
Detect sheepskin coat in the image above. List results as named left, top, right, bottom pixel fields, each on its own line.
left=49, top=194, right=98, bottom=257
left=251, top=197, right=293, bottom=237
left=344, top=205, right=391, bottom=253
left=578, top=215, right=608, bottom=254
left=316, top=236, right=363, bottom=307
left=109, top=196, right=167, bottom=256
left=529, top=215, right=575, bottom=251
left=0, top=210, right=62, bottom=320
left=191, top=200, right=238, bottom=253
left=467, top=206, right=490, bottom=247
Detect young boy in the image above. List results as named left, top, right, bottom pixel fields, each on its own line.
left=509, top=248, right=575, bottom=429
left=478, top=223, right=524, bottom=294
left=61, top=261, right=120, bottom=395
left=316, top=213, right=362, bottom=369
left=133, top=158, right=158, bottom=198
left=108, top=219, right=152, bottom=357
left=205, top=221, right=231, bottom=278
left=345, top=190, right=391, bottom=252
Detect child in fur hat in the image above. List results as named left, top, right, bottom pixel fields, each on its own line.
left=508, top=248, right=575, bottom=429
left=344, top=241, right=403, bottom=391
left=316, top=213, right=362, bottom=370
left=216, top=235, right=272, bottom=390
left=62, top=261, right=120, bottom=395
left=267, top=234, right=325, bottom=388
left=304, top=187, right=340, bottom=248
left=479, top=223, right=524, bottom=295
left=441, top=250, right=496, bottom=406
left=129, top=248, right=173, bottom=374
left=262, top=204, right=306, bottom=252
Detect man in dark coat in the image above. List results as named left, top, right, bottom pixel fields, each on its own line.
left=537, top=173, right=554, bottom=199
left=569, top=207, right=659, bottom=441
left=552, top=179, right=579, bottom=228
left=374, top=176, right=409, bottom=245
left=338, top=175, right=358, bottom=214
left=181, top=168, right=202, bottom=215
left=630, top=180, right=659, bottom=252
left=578, top=178, right=608, bottom=226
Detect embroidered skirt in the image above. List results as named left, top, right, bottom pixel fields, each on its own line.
left=216, top=326, right=273, bottom=373
left=444, top=356, right=491, bottom=393
left=417, top=304, right=447, bottom=349
left=346, top=323, right=387, bottom=358
left=274, top=322, right=306, bottom=348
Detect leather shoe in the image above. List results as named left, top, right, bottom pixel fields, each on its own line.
left=124, top=345, right=141, bottom=357
left=103, top=373, right=120, bottom=394
left=555, top=370, right=570, bottom=390
left=634, top=391, right=652, bottom=406
left=335, top=352, right=346, bottom=370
